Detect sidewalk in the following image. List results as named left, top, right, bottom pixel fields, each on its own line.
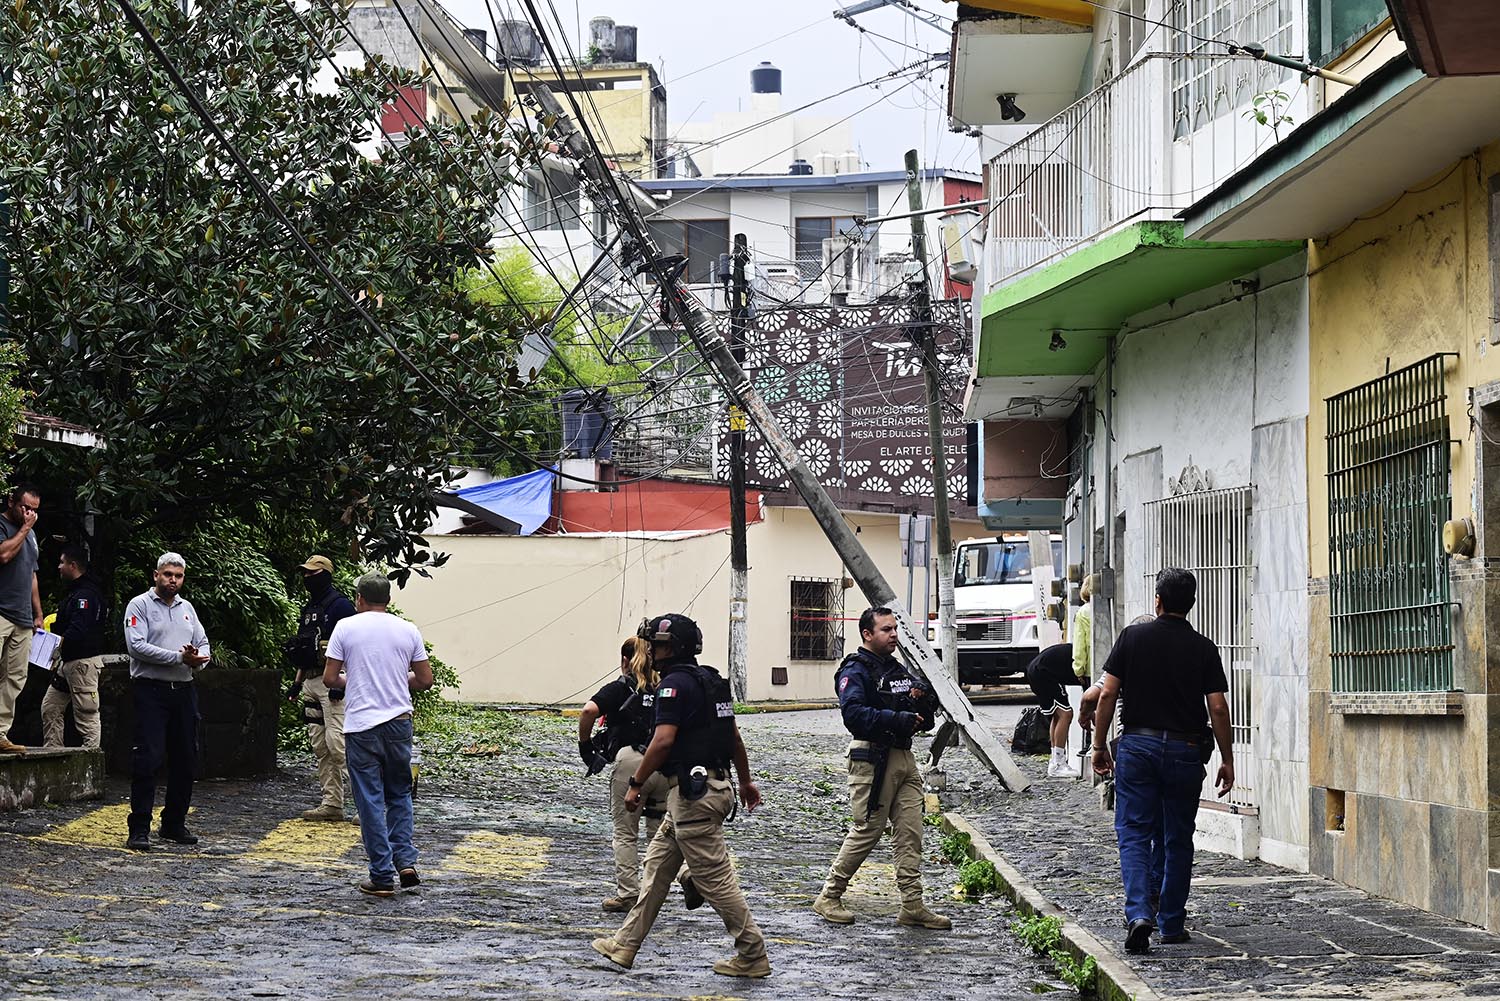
left=938, top=750, right=1500, bottom=1001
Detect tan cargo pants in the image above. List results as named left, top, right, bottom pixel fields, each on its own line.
left=302, top=676, right=347, bottom=809
left=609, top=746, right=669, bottom=898
left=822, top=742, right=925, bottom=907
left=615, top=775, right=767, bottom=962
left=41, top=656, right=103, bottom=749
left=0, top=617, right=31, bottom=737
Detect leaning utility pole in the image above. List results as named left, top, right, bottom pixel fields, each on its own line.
left=533, top=84, right=1029, bottom=791
left=727, top=233, right=750, bottom=703
left=903, top=149, right=957, bottom=680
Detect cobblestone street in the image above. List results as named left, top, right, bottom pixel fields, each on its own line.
left=939, top=706, right=1500, bottom=1001
left=0, top=709, right=1048, bottom=1000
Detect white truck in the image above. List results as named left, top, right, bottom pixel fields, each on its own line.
left=948, top=534, right=1063, bottom=686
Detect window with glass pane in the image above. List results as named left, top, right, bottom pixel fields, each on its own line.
left=523, top=167, right=581, bottom=231
left=645, top=218, right=728, bottom=282
left=684, top=218, right=729, bottom=284
left=1325, top=354, right=1455, bottom=694
left=1309, top=0, right=1390, bottom=64
left=794, top=217, right=860, bottom=282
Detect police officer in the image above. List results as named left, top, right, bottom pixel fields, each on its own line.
left=285, top=555, right=355, bottom=821
left=40, top=544, right=107, bottom=748
left=579, top=634, right=671, bottom=911
left=813, top=605, right=951, bottom=930
left=591, top=613, right=770, bottom=979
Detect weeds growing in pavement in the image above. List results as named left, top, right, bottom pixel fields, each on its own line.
left=1012, top=913, right=1098, bottom=995
left=939, top=829, right=973, bottom=864
left=956, top=858, right=1002, bottom=899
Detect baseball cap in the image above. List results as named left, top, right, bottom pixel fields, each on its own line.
left=300, top=555, right=334, bottom=574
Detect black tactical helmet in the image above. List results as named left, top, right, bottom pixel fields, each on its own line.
left=639, top=612, right=703, bottom=659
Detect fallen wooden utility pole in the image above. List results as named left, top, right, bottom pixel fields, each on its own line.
left=533, top=84, right=1029, bottom=792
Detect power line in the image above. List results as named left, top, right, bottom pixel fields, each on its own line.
left=111, top=0, right=707, bottom=490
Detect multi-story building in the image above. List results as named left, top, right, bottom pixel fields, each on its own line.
left=635, top=166, right=981, bottom=305
left=494, top=15, right=668, bottom=180
left=951, top=0, right=1318, bottom=871
left=959, top=0, right=1500, bottom=931
left=1184, top=0, right=1500, bottom=932
left=342, top=0, right=641, bottom=275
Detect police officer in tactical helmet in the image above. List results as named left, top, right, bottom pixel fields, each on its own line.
left=813, top=606, right=951, bottom=930
left=284, top=555, right=356, bottom=821
left=591, top=613, right=771, bottom=979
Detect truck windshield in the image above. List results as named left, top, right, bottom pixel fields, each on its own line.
left=956, top=543, right=1032, bottom=586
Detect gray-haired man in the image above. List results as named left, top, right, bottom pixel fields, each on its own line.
left=123, top=553, right=210, bottom=851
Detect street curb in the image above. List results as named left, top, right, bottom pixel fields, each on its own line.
left=940, top=812, right=1160, bottom=1001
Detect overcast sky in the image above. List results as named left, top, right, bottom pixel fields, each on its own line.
left=444, top=0, right=978, bottom=174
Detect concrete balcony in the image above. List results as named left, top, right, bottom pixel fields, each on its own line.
left=947, top=8, right=1093, bottom=129
left=966, top=52, right=1305, bottom=420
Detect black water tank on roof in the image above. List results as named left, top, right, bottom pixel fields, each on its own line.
left=788, top=159, right=813, bottom=175
left=751, top=61, right=781, bottom=94
left=559, top=389, right=615, bottom=460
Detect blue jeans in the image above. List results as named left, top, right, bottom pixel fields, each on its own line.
left=1114, top=733, right=1204, bottom=936
left=346, top=715, right=416, bottom=886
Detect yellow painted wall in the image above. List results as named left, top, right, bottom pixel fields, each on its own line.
left=1307, top=144, right=1499, bottom=580
left=1306, top=142, right=1500, bottom=927
left=503, top=65, right=660, bottom=176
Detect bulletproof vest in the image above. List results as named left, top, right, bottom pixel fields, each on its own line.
left=847, top=649, right=920, bottom=712
left=288, top=590, right=342, bottom=671
left=669, top=664, right=736, bottom=769
left=606, top=682, right=657, bottom=755
left=842, top=650, right=930, bottom=750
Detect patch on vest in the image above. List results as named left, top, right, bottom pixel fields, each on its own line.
left=839, top=675, right=850, bottom=693
left=715, top=700, right=735, bottom=718
left=658, top=687, right=677, bottom=699
left=887, top=678, right=913, bottom=695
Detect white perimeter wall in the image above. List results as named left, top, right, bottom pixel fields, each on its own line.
left=398, top=505, right=982, bottom=705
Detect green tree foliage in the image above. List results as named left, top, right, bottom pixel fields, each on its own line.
left=0, top=343, right=28, bottom=488
left=1, top=0, right=539, bottom=591
left=462, top=249, right=650, bottom=477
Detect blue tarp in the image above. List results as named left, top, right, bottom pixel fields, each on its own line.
left=444, top=468, right=554, bottom=536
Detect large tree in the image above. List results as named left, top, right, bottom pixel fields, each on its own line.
left=1, top=0, right=541, bottom=592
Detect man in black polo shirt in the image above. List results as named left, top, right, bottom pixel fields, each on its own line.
left=1091, top=568, right=1232, bottom=954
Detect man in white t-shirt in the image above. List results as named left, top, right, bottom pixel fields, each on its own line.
left=323, top=572, right=433, bottom=896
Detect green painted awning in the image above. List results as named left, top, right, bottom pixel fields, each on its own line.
left=977, top=221, right=1302, bottom=378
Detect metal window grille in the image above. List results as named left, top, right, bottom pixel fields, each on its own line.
left=789, top=577, right=845, bottom=662
left=1143, top=486, right=1255, bottom=810
left=1171, top=0, right=1296, bottom=139
left=1325, top=354, right=1455, bottom=694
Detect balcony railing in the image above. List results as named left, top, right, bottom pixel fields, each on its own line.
left=985, top=52, right=1302, bottom=287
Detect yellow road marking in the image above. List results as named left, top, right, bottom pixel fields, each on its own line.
left=444, top=831, right=550, bottom=878
left=245, top=818, right=361, bottom=863
left=35, top=804, right=134, bottom=847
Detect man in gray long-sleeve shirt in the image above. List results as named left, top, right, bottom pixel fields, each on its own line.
left=123, top=552, right=210, bottom=851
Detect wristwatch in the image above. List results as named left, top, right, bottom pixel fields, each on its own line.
left=628, top=776, right=644, bottom=789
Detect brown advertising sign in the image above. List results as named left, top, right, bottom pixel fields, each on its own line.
left=719, top=299, right=973, bottom=516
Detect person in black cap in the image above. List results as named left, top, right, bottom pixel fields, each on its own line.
left=591, top=612, right=770, bottom=979
left=40, top=543, right=107, bottom=749
left=285, top=555, right=355, bottom=821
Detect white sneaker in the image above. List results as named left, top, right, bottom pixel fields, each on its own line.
left=1047, top=759, right=1080, bottom=778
